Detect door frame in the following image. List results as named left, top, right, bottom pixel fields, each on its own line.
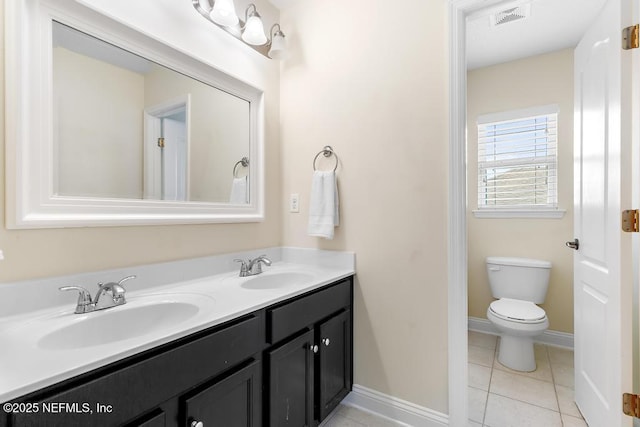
left=448, top=0, right=635, bottom=425
left=447, top=1, right=490, bottom=424
left=448, top=0, right=558, bottom=424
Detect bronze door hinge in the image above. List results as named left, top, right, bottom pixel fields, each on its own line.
left=623, top=24, right=639, bottom=50
left=623, top=393, right=640, bottom=418
left=622, top=210, right=639, bottom=232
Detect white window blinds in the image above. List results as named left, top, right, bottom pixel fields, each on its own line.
left=477, top=106, right=558, bottom=209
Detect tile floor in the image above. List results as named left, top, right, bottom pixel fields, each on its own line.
left=319, top=404, right=405, bottom=427
left=319, top=331, right=585, bottom=427
left=468, top=330, right=587, bottom=427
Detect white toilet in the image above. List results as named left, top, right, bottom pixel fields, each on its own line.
left=485, top=257, right=551, bottom=372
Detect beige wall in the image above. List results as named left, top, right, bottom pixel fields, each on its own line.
left=467, top=49, right=575, bottom=333
left=279, top=0, right=449, bottom=412
left=0, top=0, right=282, bottom=282
left=53, top=47, right=145, bottom=199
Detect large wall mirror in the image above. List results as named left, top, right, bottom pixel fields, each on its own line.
left=6, top=0, right=264, bottom=228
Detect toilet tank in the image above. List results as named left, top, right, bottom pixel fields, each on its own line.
left=486, top=257, right=552, bottom=303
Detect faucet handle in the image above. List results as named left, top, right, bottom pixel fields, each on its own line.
left=117, top=275, right=136, bottom=288
left=96, top=275, right=135, bottom=292
left=59, top=286, right=93, bottom=313
left=234, top=259, right=249, bottom=276
left=234, top=259, right=248, bottom=268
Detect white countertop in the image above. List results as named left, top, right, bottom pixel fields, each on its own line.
left=0, top=247, right=355, bottom=402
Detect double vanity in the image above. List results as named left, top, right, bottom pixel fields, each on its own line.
left=0, top=248, right=355, bottom=426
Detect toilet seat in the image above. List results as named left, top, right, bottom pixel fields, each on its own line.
left=489, top=298, right=547, bottom=324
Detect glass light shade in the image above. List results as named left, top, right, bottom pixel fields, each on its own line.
left=198, top=0, right=212, bottom=12
left=268, top=32, right=288, bottom=60
left=242, top=14, right=267, bottom=45
left=210, top=0, right=239, bottom=27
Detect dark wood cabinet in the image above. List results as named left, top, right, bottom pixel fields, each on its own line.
left=267, top=279, right=353, bottom=426
left=1, top=276, right=353, bottom=427
left=183, top=359, right=262, bottom=427
left=268, top=330, right=315, bottom=427
left=128, top=410, right=166, bottom=427
left=317, top=309, right=352, bottom=421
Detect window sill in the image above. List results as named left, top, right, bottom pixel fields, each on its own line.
left=472, top=209, right=566, bottom=219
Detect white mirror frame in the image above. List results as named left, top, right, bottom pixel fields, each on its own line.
left=5, top=0, right=265, bottom=228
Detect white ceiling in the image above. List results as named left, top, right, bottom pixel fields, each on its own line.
left=467, top=0, right=607, bottom=69
left=53, top=21, right=153, bottom=74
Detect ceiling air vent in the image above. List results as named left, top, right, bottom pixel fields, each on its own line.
left=490, top=4, right=531, bottom=27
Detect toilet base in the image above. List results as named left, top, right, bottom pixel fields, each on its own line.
left=497, top=335, right=536, bottom=372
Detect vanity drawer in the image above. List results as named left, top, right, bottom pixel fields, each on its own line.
left=268, top=279, right=351, bottom=344
left=9, top=312, right=265, bottom=427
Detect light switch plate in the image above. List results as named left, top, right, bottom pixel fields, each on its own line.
left=289, top=194, right=300, bottom=213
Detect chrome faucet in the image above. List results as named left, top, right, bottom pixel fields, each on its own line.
left=60, top=275, right=136, bottom=314
left=234, top=255, right=272, bottom=277
left=248, top=255, right=272, bottom=275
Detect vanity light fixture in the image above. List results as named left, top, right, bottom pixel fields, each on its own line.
left=268, top=24, right=288, bottom=60
left=241, top=4, right=268, bottom=45
left=209, top=0, right=239, bottom=27
left=192, top=0, right=288, bottom=60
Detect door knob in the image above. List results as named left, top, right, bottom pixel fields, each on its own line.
left=190, top=421, right=204, bottom=427
left=310, top=344, right=319, bottom=353
left=322, top=338, right=330, bottom=346
left=566, top=238, right=579, bottom=250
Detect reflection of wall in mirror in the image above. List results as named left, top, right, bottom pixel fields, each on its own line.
left=53, top=47, right=144, bottom=199
left=144, top=66, right=250, bottom=203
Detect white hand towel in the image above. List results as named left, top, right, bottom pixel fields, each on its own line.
left=229, top=176, right=248, bottom=204
left=307, top=171, right=339, bottom=239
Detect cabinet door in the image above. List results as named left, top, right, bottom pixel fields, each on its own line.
left=126, top=410, right=166, bottom=427
left=317, top=309, right=352, bottom=421
left=183, top=360, right=261, bottom=427
left=268, top=330, right=315, bottom=427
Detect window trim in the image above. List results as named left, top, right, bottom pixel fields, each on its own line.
left=475, top=104, right=564, bottom=219
left=472, top=208, right=566, bottom=219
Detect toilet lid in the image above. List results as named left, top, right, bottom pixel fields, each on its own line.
left=489, top=298, right=546, bottom=322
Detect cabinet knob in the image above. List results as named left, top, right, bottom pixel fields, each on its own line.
left=310, top=344, right=319, bottom=353
left=322, top=338, right=330, bottom=347
left=190, top=421, right=204, bottom=427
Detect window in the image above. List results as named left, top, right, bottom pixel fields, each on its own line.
left=475, top=105, right=564, bottom=218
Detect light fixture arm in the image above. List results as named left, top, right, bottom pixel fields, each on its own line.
left=192, top=0, right=209, bottom=15
left=268, top=23, right=282, bottom=45
left=244, top=3, right=259, bottom=25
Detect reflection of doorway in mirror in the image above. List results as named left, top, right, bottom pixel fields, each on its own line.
left=144, top=95, right=190, bottom=201
left=161, top=116, right=187, bottom=201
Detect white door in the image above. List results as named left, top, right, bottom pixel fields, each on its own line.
left=573, top=0, right=633, bottom=425
left=161, top=118, right=187, bottom=201
left=142, top=96, right=190, bottom=201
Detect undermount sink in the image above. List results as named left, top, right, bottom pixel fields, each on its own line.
left=241, top=272, right=314, bottom=290
left=38, top=294, right=211, bottom=350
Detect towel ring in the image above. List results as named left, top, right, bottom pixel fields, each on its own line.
left=313, top=146, right=339, bottom=172
left=233, top=157, right=250, bottom=178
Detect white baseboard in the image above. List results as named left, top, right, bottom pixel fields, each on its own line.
left=341, top=384, right=449, bottom=426
left=468, top=316, right=574, bottom=349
